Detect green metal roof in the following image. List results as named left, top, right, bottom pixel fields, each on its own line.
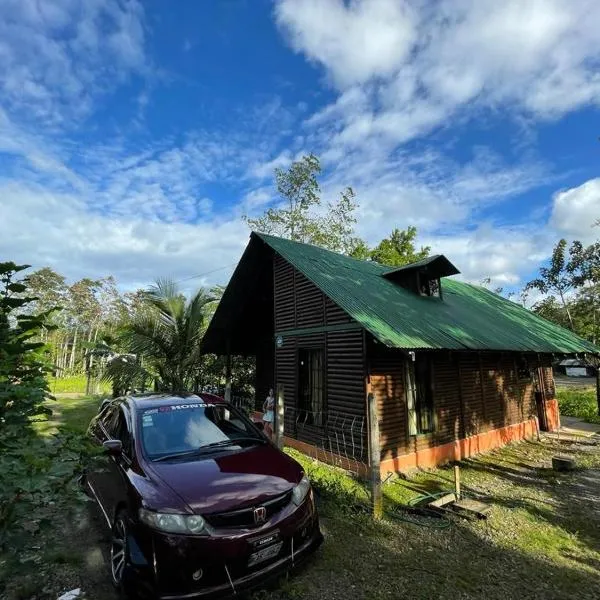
left=255, top=232, right=600, bottom=354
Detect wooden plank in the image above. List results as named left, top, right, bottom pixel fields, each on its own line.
left=429, top=493, right=457, bottom=508
left=453, top=498, right=492, bottom=519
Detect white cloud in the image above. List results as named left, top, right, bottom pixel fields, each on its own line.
left=275, top=0, right=416, bottom=88
left=550, top=178, right=600, bottom=244
left=0, top=0, right=147, bottom=126
left=276, top=0, right=600, bottom=147
left=423, top=224, right=551, bottom=289
left=0, top=181, right=247, bottom=289
left=320, top=146, right=549, bottom=244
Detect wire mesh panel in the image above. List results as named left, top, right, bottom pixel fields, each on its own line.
left=285, top=406, right=367, bottom=475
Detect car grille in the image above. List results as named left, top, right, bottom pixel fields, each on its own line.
left=204, top=490, right=292, bottom=529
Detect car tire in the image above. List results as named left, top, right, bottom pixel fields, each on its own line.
left=110, top=510, right=130, bottom=593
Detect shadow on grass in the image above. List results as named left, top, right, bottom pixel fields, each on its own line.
left=292, top=503, right=600, bottom=600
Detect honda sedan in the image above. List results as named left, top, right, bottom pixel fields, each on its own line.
left=84, top=393, right=322, bottom=599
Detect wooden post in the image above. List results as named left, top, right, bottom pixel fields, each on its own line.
left=224, top=351, right=232, bottom=403
left=454, top=464, right=461, bottom=500
left=367, top=389, right=382, bottom=520
left=275, top=384, right=285, bottom=450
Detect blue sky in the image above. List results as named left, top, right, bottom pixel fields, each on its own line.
left=0, top=0, right=599, bottom=299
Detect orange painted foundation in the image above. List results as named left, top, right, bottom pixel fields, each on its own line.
left=266, top=402, right=560, bottom=475
left=543, top=398, right=560, bottom=432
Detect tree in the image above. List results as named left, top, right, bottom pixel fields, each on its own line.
left=104, top=279, right=215, bottom=394
left=525, top=239, right=579, bottom=330
left=244, top=153, right=363, bottom=253
left=369, top=226, right=431, bottom=267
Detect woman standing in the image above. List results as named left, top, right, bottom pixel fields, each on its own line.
left=263, top=388, right=275, bottom=440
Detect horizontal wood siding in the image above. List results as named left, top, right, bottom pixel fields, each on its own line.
left=296, top=271, right=324, bottom=328
left=274, top=255, right=295, bottom=332
left=370, top=350, right=407, bottom=460
left=325, top=297, right=352, bottom=325
left=480, top=355, right=504, bottom=431
left=432, top=355, right=462, bottom=445
left=370, top=347, right=547, bottom=463
left=459, top=354, right=484, bottom=436
left=273, top=255, right=366, bottom=455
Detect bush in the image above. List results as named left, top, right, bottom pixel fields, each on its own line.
left=0, top=262, right=98, bottom=555
left=557, top=389, right=600, bottom=424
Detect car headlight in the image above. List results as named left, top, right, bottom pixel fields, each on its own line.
left=291, top=475, right=311, bottom=506
left=139, top=508, right=208, bottom=535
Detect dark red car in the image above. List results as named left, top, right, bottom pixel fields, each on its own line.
left=84, top=393, right=323, bottom=599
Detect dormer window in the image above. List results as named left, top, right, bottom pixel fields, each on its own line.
left=383, top=255, right=460, bottom=299
left=420, top=276, right=441, bottom=297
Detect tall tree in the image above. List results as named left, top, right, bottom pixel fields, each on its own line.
left=526, top=239, right=579, bottom=330
left=244, top=153, right=363, bottom=253
left=369, top=226, right=431, bottom=267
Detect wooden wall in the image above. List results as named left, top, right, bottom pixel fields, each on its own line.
left=370, top=346, right=554, bottom=461
left=273, top=254, right=366, bottom=452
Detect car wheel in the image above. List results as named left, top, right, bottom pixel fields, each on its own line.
left=110, top=510, right=129, bottom=589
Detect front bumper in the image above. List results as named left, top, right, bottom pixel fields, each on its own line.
left=125, top=496, right=322, bottom=599
left=159, top=528, right=323, bottom=599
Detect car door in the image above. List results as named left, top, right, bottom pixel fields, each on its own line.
left=86, top=402, right=119, bottom=520
left=99, top=406, right=134, bottom=522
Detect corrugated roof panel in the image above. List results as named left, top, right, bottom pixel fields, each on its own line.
left=256, top=232, right=600, bottom=355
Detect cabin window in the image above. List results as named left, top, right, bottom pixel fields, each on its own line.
left=298, top=348, right=324, bottom=426
left=407, top=357, right=435, bottom=435
left=517, top=357, right=531, bottom=380
left=418, top=275, right=441, bottom=297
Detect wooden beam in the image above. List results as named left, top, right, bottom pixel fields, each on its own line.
left=429, top=493, right=457, bottom=508
left=367, top=385, right=382, bottom=520
left=454, top=464, right=461, bottom=500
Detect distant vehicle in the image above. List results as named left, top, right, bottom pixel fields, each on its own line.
left=83, top=393, right=323, bottom=599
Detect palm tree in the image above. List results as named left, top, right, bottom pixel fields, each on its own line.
left=104, top=279, right=215, bottom=394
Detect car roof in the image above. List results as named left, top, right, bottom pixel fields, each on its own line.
left=123, top=392, right=226, bottom=411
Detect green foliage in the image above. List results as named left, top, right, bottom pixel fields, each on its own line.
left=528, top=237, right=600, bottom=342
left=244, top=153, right=363, bottom=254
left=557, top=388, right=600, bottom=424
left=368, top=226, right=431, bottom=267
left=104, top=279, right=215, bottom=394
left=0, top=262, right=98, bottom=553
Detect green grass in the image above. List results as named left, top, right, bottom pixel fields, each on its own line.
left=49, top=374, right=111, bottom=395
left=557, top=388, right=600, bottom=424
left=35, top=394, right=103, bottom=436
left=279, top=436, right=600, bottom=600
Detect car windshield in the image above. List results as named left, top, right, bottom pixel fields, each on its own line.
left=140, top=402, right=263, bottom=460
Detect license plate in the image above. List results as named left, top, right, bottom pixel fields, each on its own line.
left=248, top=541, right=283, bottom=567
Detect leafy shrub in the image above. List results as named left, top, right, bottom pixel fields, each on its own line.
left=0, top=262, right=98, bottom=555
left=557, top=389, right=600, bottom=424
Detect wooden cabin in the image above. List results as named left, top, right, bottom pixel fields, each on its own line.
left=202, top=232, right=600, bottom=474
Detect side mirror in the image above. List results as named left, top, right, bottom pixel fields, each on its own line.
left=103, top=439, right=123, bottom=456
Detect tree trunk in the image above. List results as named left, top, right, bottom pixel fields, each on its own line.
left=559, top=290, right=575, bottom=330
left=69, top=328, right=78, bottom=370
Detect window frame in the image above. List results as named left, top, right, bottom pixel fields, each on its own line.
left=100, top=403, right=133, bottom=459
left=297, top=346, right=326, bottom=428
left=407, top=356, right=436, bottom=436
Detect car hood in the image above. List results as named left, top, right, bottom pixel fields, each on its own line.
left=146, top=444, right=303, bottom=514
